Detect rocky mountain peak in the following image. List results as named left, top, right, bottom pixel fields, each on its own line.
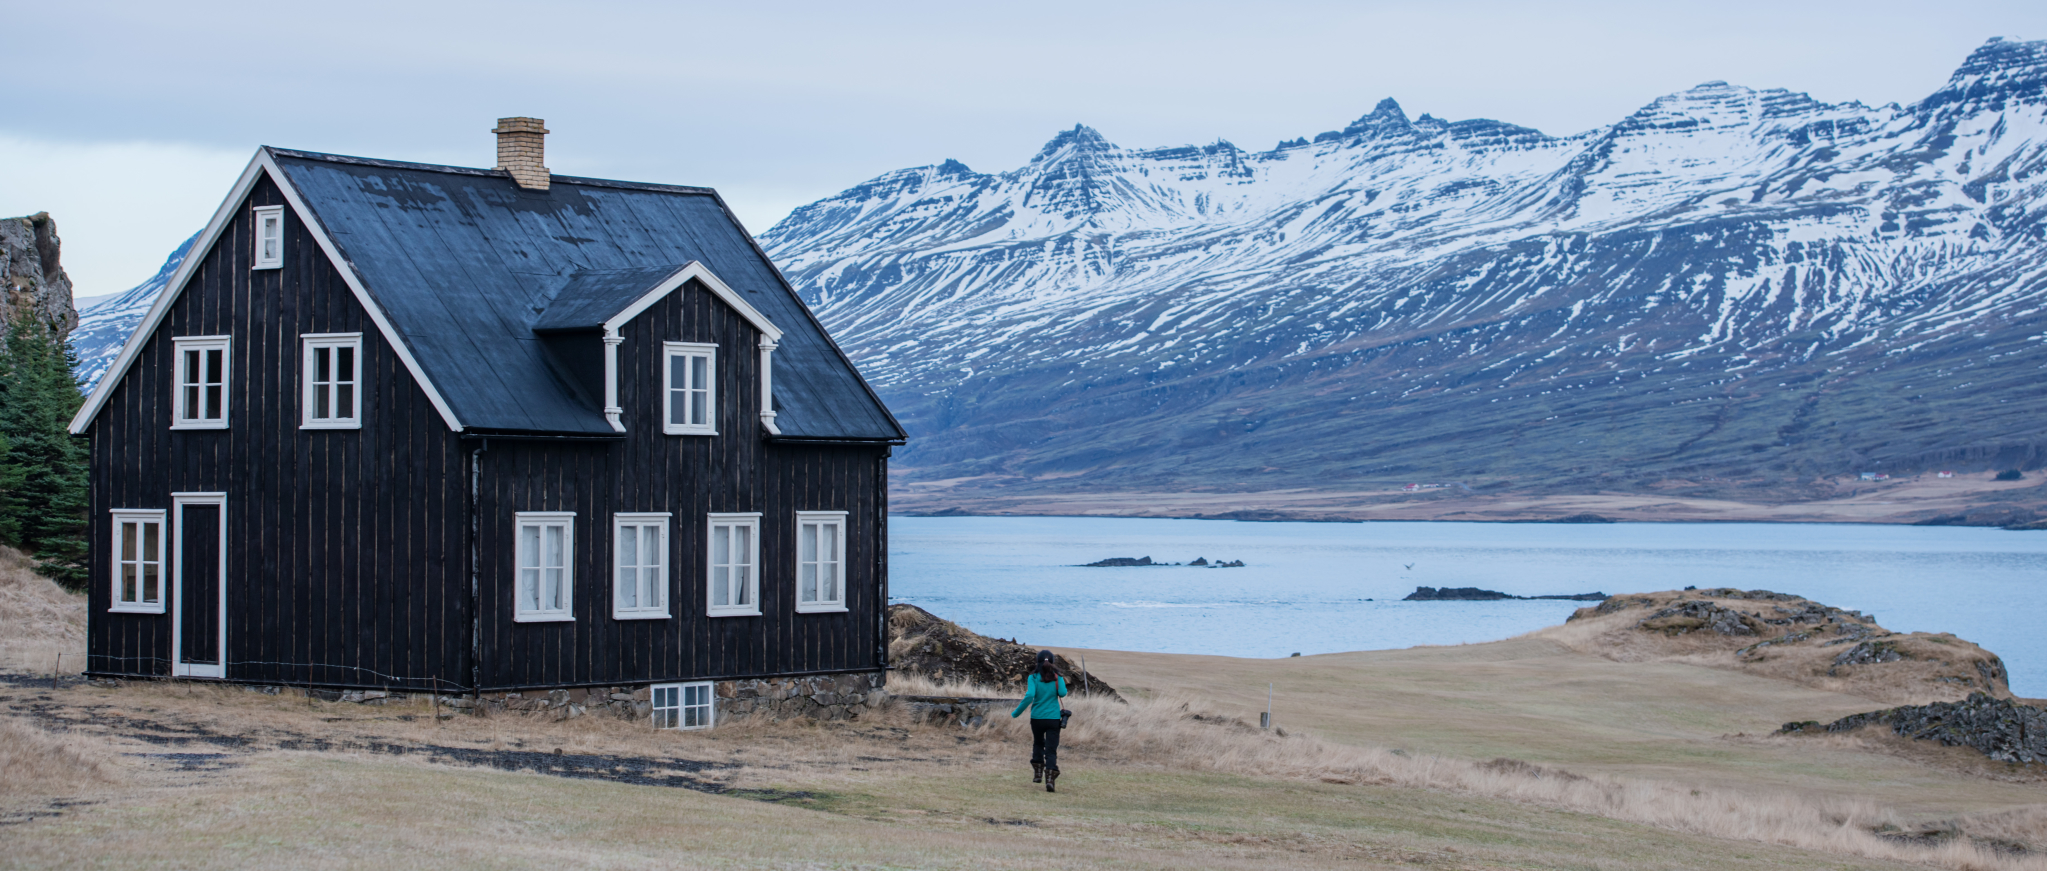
left=1916, top=36, right=2047, bottom=116
left=1341, top=97, right=1414, bottom=137
left=0, top=213, right=79, bottom=339
left=1032, top=124, right=1116, bottom=161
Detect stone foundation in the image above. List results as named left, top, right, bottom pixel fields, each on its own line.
left=717, top=672, right=886, bottom=722
left=206, top=671, right=890, bottom=726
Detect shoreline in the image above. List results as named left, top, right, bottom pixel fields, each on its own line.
left=889, top=475, right=2047, bottom=526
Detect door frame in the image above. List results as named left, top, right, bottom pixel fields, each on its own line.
left=170, top=491, right=228, bottom=679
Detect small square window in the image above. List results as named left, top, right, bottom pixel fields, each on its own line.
left=171, top=336, right=230, bottom=429
left=252, top=206, right=284, bottom=270
left=302, top=333, right=363, bottom=429
left=514, top=512, right=575, bottom=622
left=652, top=682, right=714, bottom=730
left=663, top=342, right=716, bottom=435
left=795, top=511, right=848, bottom=613
left=706, top=513, right=760, bottom=616
left=109, top=510, right=167, bottom=614
left=614, top=513, right=671, bottom=620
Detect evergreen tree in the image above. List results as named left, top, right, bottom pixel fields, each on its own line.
left=0, top=316, right=90, bottom=588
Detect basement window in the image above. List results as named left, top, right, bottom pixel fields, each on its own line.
left=613, top=513, right=671, bottom=620
left=663, top=342, right=717, bottom=435
left=652, top=681, right=714, bottom=730
left=171, top=336, right=230, bottom=429
left=109, top=510, right=166, bottom=614
left=706, top=513, right=760, bottom=617
left=794, top=511, right=847, bottom=613
left=514, top=512, right=575, bottom=622
left=301, top=333, right=362, bottom=429
left=252, top=206, right=284, bottom=270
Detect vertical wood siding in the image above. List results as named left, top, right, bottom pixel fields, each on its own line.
left=87, top=178, right=887, bottom=691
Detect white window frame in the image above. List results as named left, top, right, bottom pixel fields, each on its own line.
left=171, top=336, right=231, bottom=430
left=613, top=512, right=671, bottom=620
left=109, top=509, right=168, bottom=614
left=252, top=205, right=284, bottom=270
left=706, top=513, right=761, bottom=617
left=301, top=333, right=363, bottom=429
left=652, top=681, right=715, bottom=730
left=794, top=511, right=848, bottom=614
left=662, top=342, right=717, bottom=436
left=513, top=512, right=575, bottom=623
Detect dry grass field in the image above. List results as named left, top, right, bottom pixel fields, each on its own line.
left=3, top=551, right=2044, bottom=869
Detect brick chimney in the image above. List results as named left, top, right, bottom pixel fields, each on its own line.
left=493, top=117, right=550, bottom=191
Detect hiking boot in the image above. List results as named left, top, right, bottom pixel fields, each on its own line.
left=1045, top=767, right=1058, bottom=793
left=1032, top=762, right=1044, bottom=783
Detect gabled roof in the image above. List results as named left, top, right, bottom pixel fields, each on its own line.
left=72, top=147, right=904, bottom=442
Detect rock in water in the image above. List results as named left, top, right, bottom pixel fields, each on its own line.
left=1083, top=556, right=1153, bottom=567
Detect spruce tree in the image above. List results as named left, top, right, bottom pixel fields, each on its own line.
left=0, top=316, right=89, bottom=588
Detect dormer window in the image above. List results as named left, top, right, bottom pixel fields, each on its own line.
left=663, top=342, right=717, bottom=435
left=252, top=206, right=284, bottom=270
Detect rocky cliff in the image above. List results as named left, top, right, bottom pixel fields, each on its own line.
left=0, top=213, right=78, bottom=338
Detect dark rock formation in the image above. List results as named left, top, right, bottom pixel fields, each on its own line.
left=1638, top=600, right=1760, bottom=636
left=1405, top=586, right=1607, bottom=601
left=0, top=213, right=78, bottom=338
left=1786, top=693, right=2047, bottom=764
left=885, top=604, right=1121, bottom=701
left=1083, top=556, right=1153, bottom=567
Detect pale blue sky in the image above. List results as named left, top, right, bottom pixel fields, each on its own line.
left=5, top=0, right=2043, bottom=297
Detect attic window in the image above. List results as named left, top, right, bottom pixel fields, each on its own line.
left=252, top=206, right=284, bottom=270
left=663, top=342, right=716, bottom=435
left=171, top=336, right=230, bottom=429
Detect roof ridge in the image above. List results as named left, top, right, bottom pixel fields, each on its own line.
left=264, top=147, right=720, bottom=196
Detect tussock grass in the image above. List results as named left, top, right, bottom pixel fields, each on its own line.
left=0, top=544, right=84, bottom=675
left=0, top=716, right=112, bottom=797
left=960, top=689, right=2047, bottom=870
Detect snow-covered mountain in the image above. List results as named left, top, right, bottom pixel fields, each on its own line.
left=73, top=234, right=192, bottom=390
left=762, top=37, right=2047, bottom=499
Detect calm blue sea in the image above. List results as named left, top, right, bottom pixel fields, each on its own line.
left=888, top=516, right=2047, bottom=697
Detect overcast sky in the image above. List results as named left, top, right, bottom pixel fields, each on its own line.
left=4, top=0, right=2043, bottom=299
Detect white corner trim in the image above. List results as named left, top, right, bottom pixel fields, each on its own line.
left=602, top=328, right=625, bottom=433
left=70, top=148, right=467, bottom=435
left=758, top=337, right=780, bottom=436
left=602, top=261, right=783, bottom=342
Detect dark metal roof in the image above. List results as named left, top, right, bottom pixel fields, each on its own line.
left=532, top=266, right=683, bottom=333
left=268, top=148, right=904, bottom=441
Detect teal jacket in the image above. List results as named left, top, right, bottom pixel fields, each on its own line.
left=1010, top=673, right=1068, bottom=721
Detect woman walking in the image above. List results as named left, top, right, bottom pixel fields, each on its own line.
left=1010, top=649, right=1069, bottom=792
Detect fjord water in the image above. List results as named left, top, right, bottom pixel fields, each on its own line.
left=890, top=516, right=2047, bottom=697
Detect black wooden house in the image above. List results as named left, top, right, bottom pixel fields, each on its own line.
left=70, top=119, right=906, bottom=725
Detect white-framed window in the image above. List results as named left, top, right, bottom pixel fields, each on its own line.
left=652, top=681, right=714, bottom=730
left=514, top=512, right=575, bottom=622
left=706, top=513, right=760, bottom=616
left=171, top=336, right=230, bottom=429
left=795, top=511, right=848, bottom=613
left=301, top=333, right=362, bottom=429
left=109, top=510, right=167, bottom=614
left=252, top=205, right=284, bottom=270
left=663, top=342, right=717, bottom=435
left=614, top=512, right=670, bottom=620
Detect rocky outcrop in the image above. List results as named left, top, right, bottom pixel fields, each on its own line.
left=887, top=603, right=1121, bottom=701
left=1558, top=589, right=2011, bottom=704
left=0, top=213, right=78, bottom=338
left=1784, top=693, right=2047, bottom=764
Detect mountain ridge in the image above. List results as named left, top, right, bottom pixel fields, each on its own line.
left=759, top=37, right=2047, bottom=518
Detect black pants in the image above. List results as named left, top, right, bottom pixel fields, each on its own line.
left=1030, top=719, right=1062, bottom=771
